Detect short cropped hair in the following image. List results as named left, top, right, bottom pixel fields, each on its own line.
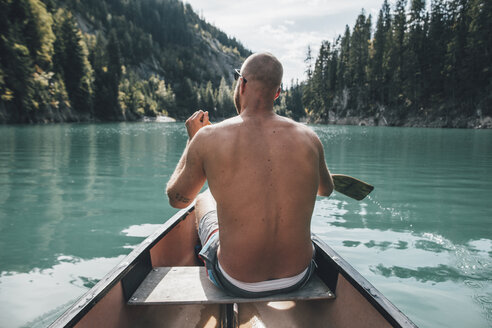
left=243, top=52, right=283, bottom=92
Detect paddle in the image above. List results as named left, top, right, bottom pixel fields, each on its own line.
left=331, top=174, right=374, bottom=201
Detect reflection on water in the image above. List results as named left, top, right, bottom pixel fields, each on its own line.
left=372, top=263, right=488, bottom=283
left=0, top=123, right=184, bottom=273
left=313, top=193, right=492, bottom=327
left=314, top=125, right=491, bottom=233
left=0, top=123, right=491, bottom=327
left=0, top=254, right=125, bottom=327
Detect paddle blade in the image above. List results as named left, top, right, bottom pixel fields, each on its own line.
left=332, top=174, right=374, bottom=201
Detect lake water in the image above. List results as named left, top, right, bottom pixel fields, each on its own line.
left=0, top=122, right=491, bottom=327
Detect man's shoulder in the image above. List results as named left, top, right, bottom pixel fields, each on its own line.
left=192, top=118, right=237, bottom=144
left=278, top=116, right=317, bottom=138
left=280, top=119, right=323, bottom=153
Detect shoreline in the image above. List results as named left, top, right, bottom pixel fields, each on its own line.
left=308, top=114, right=492, bottom=129
left=1, top=109, right=491, bottom=129
left=142, top=115, right=176, bottom=123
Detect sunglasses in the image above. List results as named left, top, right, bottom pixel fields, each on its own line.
left=234, top=69, right=247, bottom=83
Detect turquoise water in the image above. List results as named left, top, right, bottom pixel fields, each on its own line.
left=0, top=123, right=490, bottom=327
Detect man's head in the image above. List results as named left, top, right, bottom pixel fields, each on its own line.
left=234, top=52, right=283, bottom=113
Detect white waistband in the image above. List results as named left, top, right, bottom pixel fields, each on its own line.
left=217, top=261, right=308, bottom=292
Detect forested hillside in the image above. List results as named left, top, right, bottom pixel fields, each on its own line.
left=278, top=0, right=492, bottom=128
left=0, top=0, right=250, bottom=123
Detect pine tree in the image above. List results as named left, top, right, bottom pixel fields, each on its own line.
left=106, top=29, right=122, bottom=117
left=371, top=0, right=392, bottom=104
left=392, top=0, right=408, bottom=110
left=337, top=26, right=351, bottom=94
left=467, top=0, right=492, bottom=115
left=1, top=39, right=35, bottom=121
left=349, top=11, right=371, bottom=113
left=426, top=0, right=448, bottom=106
left=318, top=41, right=331, bottom=120
left=23, top=0, right=55, bottom=68
left=406, top=0, right=428, bottom=112
left=285, top=80, right=304, bottom=121
left=215, top=77, right=234, bottom=118
left=0, top=0, right=36, bottom=121
left=199, top=81, right=215, bottom=115
left=304, top=46, right=313, bottom=79
left=156, top=79, right=176, bottom=116
left=54, top=10, right=92, bottom=113
left=92, top=31, right=122, bottom=120
left=446, top=1, right=466, bottom=103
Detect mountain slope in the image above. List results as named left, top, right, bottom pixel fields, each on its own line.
left=0, top=0, right=250, bottom=123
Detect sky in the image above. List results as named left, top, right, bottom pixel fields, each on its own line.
left=184, top=0, right=390, bottom=85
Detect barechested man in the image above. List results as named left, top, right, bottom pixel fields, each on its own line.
left=166, top=52, right=334, bottom=297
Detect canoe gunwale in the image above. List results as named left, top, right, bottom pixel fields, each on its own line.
left=49, top=205, right=195, bottom=328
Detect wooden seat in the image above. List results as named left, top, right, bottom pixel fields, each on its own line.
left=128, top=266, right=335, bottom=305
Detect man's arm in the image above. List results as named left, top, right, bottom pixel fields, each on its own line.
left=166, top=111, right=210, bottom=208
left=315, top=136, right=334, bottom=197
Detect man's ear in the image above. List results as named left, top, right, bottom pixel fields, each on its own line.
left=274, top=87, right=281, bottom=100
left=240, top=79, right=247, bottom=94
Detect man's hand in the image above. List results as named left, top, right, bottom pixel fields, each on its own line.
left=186, top=110, right=211, bottom=140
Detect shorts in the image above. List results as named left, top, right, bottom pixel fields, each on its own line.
left=197, top=210, right=316, bottom=298
left=198, top=210, right=219, bottom=245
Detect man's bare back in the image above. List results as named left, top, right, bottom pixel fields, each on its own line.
left=167, top=52, right=333, bottom=287
left=198, top=113, right=323, bottom=282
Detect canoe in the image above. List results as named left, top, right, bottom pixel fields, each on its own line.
left=50, top=204, right=417, bottom=328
